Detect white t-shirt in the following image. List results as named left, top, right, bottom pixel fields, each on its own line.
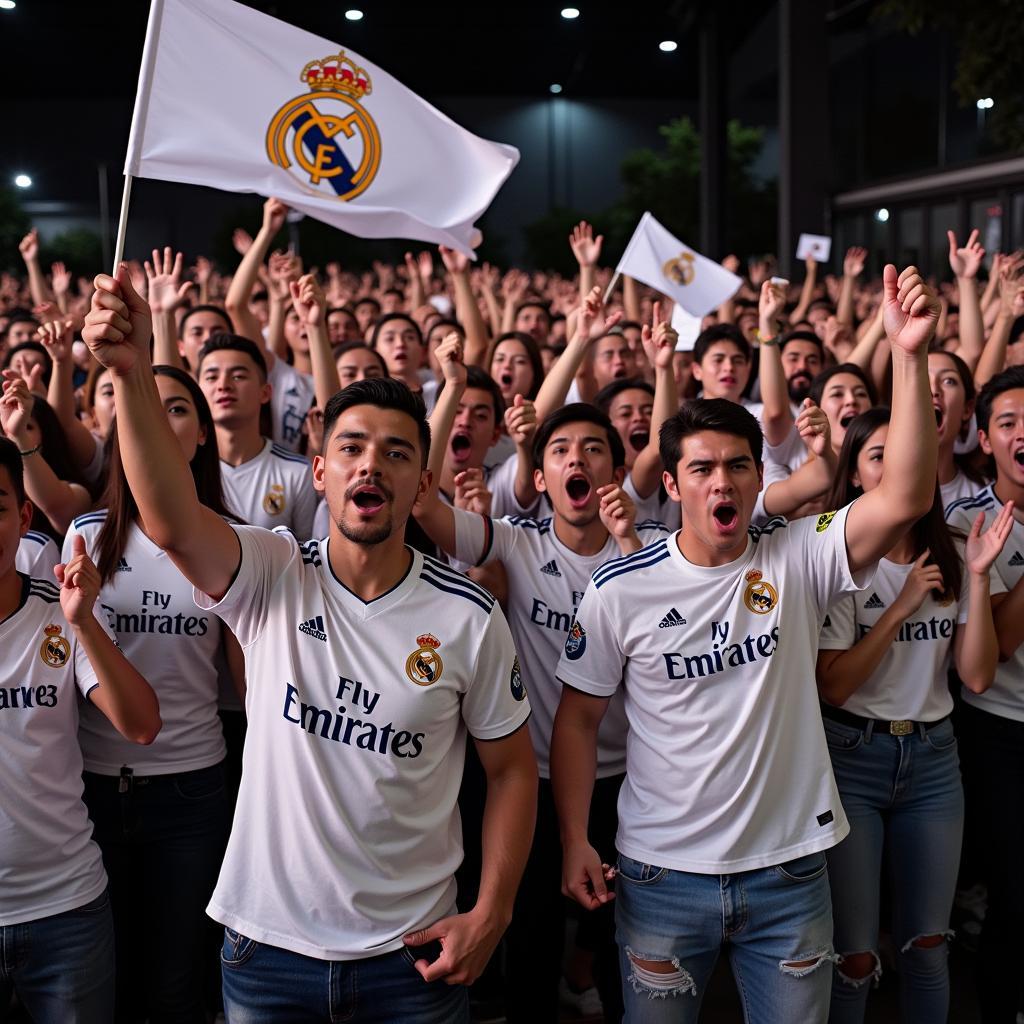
left=623, top=474, right=681, bottom=533
left=454, top=509, right=669, bottom=778
left=484, top=433, right=517, bottom=470
left=65, top=514, right=226, bottom=776
left=221, top=439, right=317, bottom=540
left=947, top=485, right=1024, bottom=720
left=763, top=415, right=809, bottom=476
left=940, top=470, right=985, bottom=515
left=818, top=553, right=1001, bottom=721
left=0, top=575, right=108, bottom=925
left=16, top=530, right=59, bottom=580
left=82, top=431, right=107, bottom=487
left=268, top=358, right=315, bottom=452
left=196, top=526, right=530, bottom=960
left=557, top=506, right=872, bottom=873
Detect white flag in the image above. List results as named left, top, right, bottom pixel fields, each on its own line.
left=616, top=213, right=741, bottom=316
left=670, top=306, right=703, bottom=351
left=125, top=0, right=519, bottom=255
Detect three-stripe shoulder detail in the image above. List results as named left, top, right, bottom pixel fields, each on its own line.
left=22, top=530, right=51, bottom=547
left=270, top=443, right=311, bottom=465
left=593, top=540, right=671, bottom=589
left=28, top=579, right=61, bottom=604
left=506, top=515, right=552, bottom=534
left=749, top=516, right=788, bottom=540
left=945, top=489, right=995, bottom=520
left=72, top=511, right=108, bottom=530
left=420, top=556, right=495, bottom=614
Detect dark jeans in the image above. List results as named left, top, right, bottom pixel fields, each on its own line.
left=83, top=763, right=230, bottom=1024
left=504, top=774, right=624, bottom=1024
left=958, top=702, right=1024, bottom=1022
left=0, top=890, right=114, bottom=1024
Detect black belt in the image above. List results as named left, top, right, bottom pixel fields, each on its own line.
left=820, top=702, right=949, bottom=737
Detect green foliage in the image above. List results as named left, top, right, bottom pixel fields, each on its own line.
left=879, top=0, right=1024, bottom=151
left=0, top=188, right=31, bottom=273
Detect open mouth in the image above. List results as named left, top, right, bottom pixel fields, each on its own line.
left=629, top=430, right=650, bottom=452
left=711, top=502, right=738, bottom=531
left=501, top=373, right=513, bottom=388
left=1015, top=449, right=1024, bottom=468
left=933, top=407, right=944, bottom=428
left=450, top=432, right=472, bottom=458
left=839, top=413, right=856, bottom=429
left=613, top=369, right=627, bottom=379
left=565, top=474, right=592, bottom=509
left=351, top=486, right=387, bottom=514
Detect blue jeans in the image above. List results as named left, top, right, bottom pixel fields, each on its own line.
left=220, top=928, right=470, bottom=1023
left=614, top=851, right=836, bottom=1023
left=0, top=890, right=114, bottom=1023
left=82, top=763, right=229, bottom=1023
left=823, top=716, right=963, bottom=1024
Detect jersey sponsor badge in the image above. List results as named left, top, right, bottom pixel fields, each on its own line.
left=406, top=633, right=444, bottom=686
left=743, top=569, right=778, bottom=615
left=40, top=624, right=70, bottom=669
left=510, top=656, right=526, bottom=701
left=263, top=484, right=287, bottom=516
left=815, top=510, right=837, bottom=533
left=564, top=619, right=587, bottom=660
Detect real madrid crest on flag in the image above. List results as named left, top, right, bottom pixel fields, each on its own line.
left=266, top=53, right=381, bottom=202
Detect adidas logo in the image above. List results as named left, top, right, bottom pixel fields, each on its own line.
left=1009, top=551, right=1024, bottom=567
left=298, top=615, right=327, bottom=642
left=116, top=557, right=132, bottom=573
left=658, top=607, right=687, bottom=629
left=864, top=593, right=885, bottom=610
left=540, top=560, right=561, bottom=577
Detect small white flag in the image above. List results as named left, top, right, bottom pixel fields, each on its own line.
left=616, top=213, right=741, bottom=317
left=796, top=233, right=832, bottom=262
left=671, top=307, right=702, bottom=351
left=125, top=0, right=518, bottom=255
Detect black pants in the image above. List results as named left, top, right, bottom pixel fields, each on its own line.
left=958, top=702, right=1024, bottom=1022
left=504, top=774, right=624, bottom=1024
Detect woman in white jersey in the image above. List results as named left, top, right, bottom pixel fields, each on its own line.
left=930, top=350, right=987, bottom=513
left=66, top=365, right=239, bottom=1022
left=816, top=406, right=1011, bottom=1023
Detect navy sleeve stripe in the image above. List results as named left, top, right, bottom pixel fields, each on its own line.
left=594, top=546, right=672, bottom=588
left=270, top=444, right=312, bottom=465
left=593, top=539, right=668, bottom=583
left=419, top=573, right=495, bottom=614
left=72, top=512, right=108, bottom=529
left=22, top=531, right=49, bottom=546
left=420, top=560, right=495, bottom=607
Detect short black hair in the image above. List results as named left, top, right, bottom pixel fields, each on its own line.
left=779, top=330, right=825, bottom=357
left=354, top=296, right=382, bottom=312
left=436, top=366, right=505, bottom=426
left=694, top=324, right=751, bottom=364
left=594, top=377, right=654, bottom=415
left=514, top=300, right=552, bottom=325
left=977, top=366, right=1024, bottom=434
left=808, top=363, right=877, bottom=407
left=327, top=306, right=358, bottom=323
left=531, top=403, right=626, bottom=471
left=197, top=333, right=268, bottom=381
left=321, top=378, right=431, bottom=468
left=333, top=341, right=388, bottom=377
left=2, top=341, right=52, bottom=384
left=0, top=436, right=26, bottom=505
left=659, top=398, right=764, bottom=474
left=179, top=304, right=234, bottom=339
left=370, top=313, right=423, bottom=349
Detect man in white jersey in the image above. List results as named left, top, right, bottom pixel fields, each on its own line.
left=0, top=437, right=160, bottom=1022
left=83, top=266, right=537, bottom=1022
left=945, top=365, right=1024, bottom=1020
left=197, top=334, right=317, bottom=537
left=16, top=527, right=58, bottom=578
left=416, top=333, right=673, bottom=1022
left=551, top=264, right=941, bottom=1022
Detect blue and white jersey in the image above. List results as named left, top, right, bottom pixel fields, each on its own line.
left=267, top=358, right=315, bottom=453
left=195, top=525, right=529, bottom=961
left=16, top=530, right=59, bottom=581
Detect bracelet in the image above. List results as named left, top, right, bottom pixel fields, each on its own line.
left=18, top=444, right=40, bottom=458
left=757, top=333, right=780, bottom=347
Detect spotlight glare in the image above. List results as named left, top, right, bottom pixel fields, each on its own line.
left=344, top=8, right=363, bottom=20
left=875, top=207, right=889, bottom=223
left=561, top=7, right=580, bottom=19
left=0, top=2, right=16, bottom=10
left=549, top=83, right=563, bottom=94
left=14, top=174, right=31, bottom=188
left=659, top=40, right=678, bottom=52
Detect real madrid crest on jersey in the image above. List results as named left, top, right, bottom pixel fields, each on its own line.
left=40, top=624, right=70, bottom=669
left=743, top=569, right=778, bottom=615
left=267, top=52, right=382, bottom=202
left=662, top=251, right=696, bottom=286
left=263, top=484, right=287, bottom=516
left=406, top=633, right=444, bottom=686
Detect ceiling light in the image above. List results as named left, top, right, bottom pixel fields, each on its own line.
left=0, top=2, right=16, bottom=10
left=561, top=7, right=580, bottom=19
left=345, top=9, right=363, bottom=20
left=14, top=174, right=31, bottom=188
left=976, top=97, right=994, bottom=109
left=549, top=83, right=563, bottom=94
left=874, top=207, right=889, bottom=223
left=659, top=40, right=678, bottom=52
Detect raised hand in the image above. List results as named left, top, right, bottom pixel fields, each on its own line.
left=262, top=197, right=289, bottom=237
left=844, top=246, right=868, bottom=278
left=305, top=407, right=325, bottom=456
left=50, top=261, right=72, bottom=297
left=504, top=394, right=537, bottom=447
left=82, top=265, right=154, bottom=374
left=948, top=229, right=985, bottom=280
left=289, top=273, right=325, bottom=326
left=55, top=535, right=102, bottom=628
left=575, top=285, right=623, bottom=343
left=144, top=248, right=193, bottom=314
left=758, top=279, right=785, bottom=329
left=417, top=250, right=434, bottom=282
left=597, top=483, right=637, bottom=540
left=36, top=318, right=75, bottom=364
left=0, top=370, right=35, bottom=441
left=640, top=301, right=677, bottom=370
left=435, top=332, right=467, bottom=389
left=892, top=550, right=945, bottom=618
left=823, top=315, right=854, bottom=358
left=721, top=253, right=741, bottom=274
left=268, top=250, right=301, bottom=299
left=18, top=229, right=39, bottom=263
left=795, top=399, right=831, bottom=458
left=882, top=265, right=940, bottom=355
left=569, top=221, right=603, bottom=268
left=454, top=468, right=492, bottom=516
left=231, top=228, right=254, bottom=257
left=439, top=245, right=469, bottom=275
left=965, top=502, right=1014, bottom=577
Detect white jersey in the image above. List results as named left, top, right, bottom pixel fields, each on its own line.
left=268, top=357, right=315, bottom=452
left=221, top=439, right=317, bottom=540
left=65, top=514, right=226, bottom=776
left=196, top=526, right=530, bottom=960
left=818, top=553, right=1001, bottom=721
left=947, top=485, right=1024, bottom=720
left=454, top=509, right=669, bottom=778
left=0, top=575, right=108, bottom=925
left=557, top=506, right=872, bottom=873
left=16, top=530, right=59, bottom=580
left=484, top=433, right=517, bottom=470
left=82, top=431, right=107, bottom=487
left=624, top=474, right=681, bottom=533
left=763, top=415, right=809, bottom=475
left=941, top=470, right=985, bottom=514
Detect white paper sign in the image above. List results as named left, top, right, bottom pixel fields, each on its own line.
left=796, top=234, right=832, bottom=262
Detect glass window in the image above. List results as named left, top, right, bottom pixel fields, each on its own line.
left=930, top=203, right=957, bottom=280
left=898, top=207, right=923, bottom=269
left=969, top=197, right=1002, bottom=258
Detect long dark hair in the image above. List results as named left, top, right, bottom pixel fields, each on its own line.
left=95, top=365, right=234, bottom=584
left=486, top=331, right=544, bottom=400
left=30, top=396, right=90, bottom=540
left=826, top=407, right=963, bottom=601
left=932, top=349, right=988, bottom=486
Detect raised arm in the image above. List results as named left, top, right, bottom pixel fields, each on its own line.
left=38, top=319, right=99, bottom=471
left=622, top=275, right=641, bottom=323
left=266, top=251, right=301, bottom=360
left=440, top=246, right=490, bottom=367
left=756, top=279, right=794, bottom=447
left=289, top=274, right=340, bottom=411
left=630, top=303, right=679, bottom=499
left=790, top=256, right=818, bottom=325
left=19, top=230, right=54, bottom=309
left=837, top=246, right=866, bottom=327
left=761, top=403, right=837, bottom=517
left=569, top=222, right=603, bottom=305
left=144, top=248, right=193, bottom=371
left=402, top=251, right=426, bottom=313
left=844, top=265, right=939, bottom=572
left=503, top=394, right=540, bottom=510
left=82, top=266, right=241, bottom=600
left=975, top=263, right=1023, bottom=388
left=948, top=229, right=986, bottom=371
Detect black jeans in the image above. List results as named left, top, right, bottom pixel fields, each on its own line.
left=958, top=702, right=1024, bottom=1022
left=82, top=763, right=229, bottom=1024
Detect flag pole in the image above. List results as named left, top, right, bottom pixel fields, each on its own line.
left=603, top=272, right=620, bottom=305
left=111, top=175, right=134, bottom=272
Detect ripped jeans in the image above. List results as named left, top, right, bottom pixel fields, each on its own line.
left=614, top=851, right=835, bottom=1023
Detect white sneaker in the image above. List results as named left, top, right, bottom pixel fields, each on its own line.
left=559, top=977, right=603, bottom=1017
